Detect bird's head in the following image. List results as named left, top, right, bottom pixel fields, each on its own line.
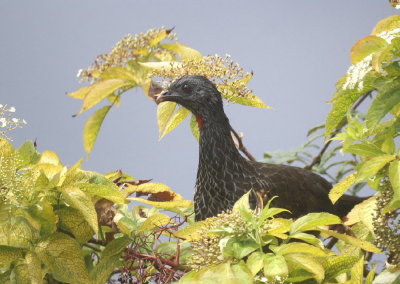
left=156, top=76, right=224, bottom=124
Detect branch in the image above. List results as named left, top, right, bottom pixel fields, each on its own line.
left=230, top=126, right=257, bottom=161
left=305, top=91, right=372, bottom=170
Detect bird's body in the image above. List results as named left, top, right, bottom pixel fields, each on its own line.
left=157, top=75, right=363, bottom=221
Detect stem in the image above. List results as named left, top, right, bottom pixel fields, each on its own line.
left=230, top=126, right=257, bottom=161
left=305, top=91, right=372, bottom=170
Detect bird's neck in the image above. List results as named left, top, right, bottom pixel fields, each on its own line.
left=197, top=112, right=247, bottom=175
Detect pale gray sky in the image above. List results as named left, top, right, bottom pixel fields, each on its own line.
left=0, top=1, right=395, bottom=200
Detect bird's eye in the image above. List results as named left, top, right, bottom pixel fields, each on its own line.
left=182, top=84, right=191, bottom=92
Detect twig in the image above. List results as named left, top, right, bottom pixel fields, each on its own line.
left=230, top=126, right=257, bottom=161
left=83, top=243, right=102, bottom=253
left=305, top=91, right=372, bottom=170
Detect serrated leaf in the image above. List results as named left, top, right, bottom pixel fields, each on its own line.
left=190, top=114, right=200, bottom=142
left=329, top=173, right=357, bottom=204
left=136, top=213, right=171, bottom=232
left=372, top=15, right=400, bottom=35
left=246, top=251, right=264, bottom=276
left=285, top=253, right=324, bottom=283
left=160, top=106, right=190, bottom=139
left=290, top=212, right=341, bottom=234
left=318, top=228, right=380, bottom=253
left=389, top=160, right=400, bottom=198
left=35, top=232, right=92, bottom=284
left=83, top=105, right=112, bottom=155
left=263, top=254, right=288, bottom=279
left=78, top=183, right=125, bottom=204
left=157, top=101, right=177, bottom=137
left=60, top=187, right=98, bottom=235
left=160, top=43, right=202, bottom=60
left=345, top=196, right=377, bottom=231
left=356, top=155, right=395, bottom=181
left=366, top=85, right=400, bottom=129
left=76, top=79, right=133, bottom=115
left=57, top=207, right=94, bottom=243
left=0, top=245, right=24, bottom=265
left=323, top=255, right=359, bottom=280
left=271, top=242, right=327, bottom=257
left=344, top=143, right=385, bottom=157
left=350, top=36, right=387, bottom=64
left=232, top=191, right=254, bottom=223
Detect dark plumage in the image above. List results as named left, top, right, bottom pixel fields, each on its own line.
left=157, top=75, right=364, bottom=221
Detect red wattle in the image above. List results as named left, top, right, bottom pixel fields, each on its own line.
left=196, top=115, right=204, bottom=128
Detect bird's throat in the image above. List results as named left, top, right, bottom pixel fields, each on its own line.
left=196, top=115, right=204, bottom=128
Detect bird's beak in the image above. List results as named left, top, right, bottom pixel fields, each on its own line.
left=156, top=91, right=168, bottom=105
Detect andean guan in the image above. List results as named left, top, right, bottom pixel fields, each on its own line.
left=156, top=75, right=364, bottom=221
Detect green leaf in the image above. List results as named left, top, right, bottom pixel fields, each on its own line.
left=78, top=183, right=125, bottom=204
left=83, top=105, right=112, bottom=155
left=27, top=202, right=58, bottom=237
left=115, top=216, right=136, bottom=235
left=271, top=242, right=327, bottom=257
left=224, top=238, right=259, bottom=259
left=14, top=251, right=42, bottom=284
left=232, top=191, right=254, bottom=223
left=318, top=228, right=380, bottom=253
left=160, top=43, right=202, bottom=60
left=60, top=187, right=98, bottom=235
left=136, top=213, right=171, bottom=232
left=99, top=66, right=137, bottom=82
left=350, top=35, right=387, bottom=64
left=0, top=245, right=24, bottom=265
left=102, top=236, right=131, bottom=258
left=365, top=264, right=377, bottom=284
left=389, top=160, right=400, bottom=198
left=350, top=256, right=364, bottom=284
left=329, top=173, right=357, bottom=204
left=325, top=89, right=362, bottom=138
left=35, top=232, right=92, bottom=284
left=366, top=85, right=400, bottom=129
left=157, top=101, right=177, bottom=138
left=290, top=212, right=341, bottom=234
left=288, top=232, right=324, bottom=248
left=356, top=154, right=395, bottom=181
left=344, top=142, right=385, bottom=157
left=90, top=254, right=120, bottom=284
left=160, top=106, right=190, bottom=139
left=230, top=261, right=253, bottom=284
left=246, top=251, right=264, bottom=276
left=323, top=255, right=359, bottom=280
left=372, top=15, right=400, bottom=35
left=16, top=140, right=40, bottom=168
left=263, top=254, right=288, bottom=279
left=190, top=114, right=200, bottom=142
left=57, top=207, right=94, bottom=243
left=284, top=253, right=324, bottom=283
left=77, top=79, right=133, bottom=115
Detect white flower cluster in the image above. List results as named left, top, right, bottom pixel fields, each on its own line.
left=0, top=104, right=27, bottom=140
left=343, top=27, right=400, bottom=91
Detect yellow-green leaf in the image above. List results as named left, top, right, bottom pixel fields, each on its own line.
left=345, top=196, right=377, bottom=231
left=136, top=213, right=171, bottom=232
left=232, top=191, right=254, bottom=223
left=365, top=264, right=377, bottom=284
left=60, top=187, right=98, bottom=235
left=149, top=29, right=169, bottom=46
left=350, top=35, right=387, bottom=64
left=290, top=212, right=341, bottom=234
left=329, top=173, right=357, bottom=204
left=127, top=197, right=193, bottom=209
left=271, top=242, right=328, bottom=257
left=77, top=78, right=133, bottom=115
left=246, top=251, right=264, bottom=276
left=35, top=232, right=92, bottom=284
left=157, top=101, right=177, bottom=138
left=350, top=256, right=364, bottom=284
left=263, top=254, right=288, bottom=279
left=174, top=221, right=208, bottom=240
left=344, top=143, right=385, bottom=157
left=356, top=155, right=396, bottom=181
left=139, top=61, right=182, bottom=71
left=160, top=43, right=202, bottom=61
left=99, top=66, right=137, bottom=82
left=83, top=105, right=111, bottom=155
left=57, top=207, right=94, bottom=243
left=389, top=160, right=400, bottom=198
left=372, top=15, right=400, bottom=35
left=285, top=253, right=325, bottom=283
left=160, top=106, right=190, bottom=139
left=14, top=251, right=42, bottom=284
left=0, top=245, right=24, bottom=265
left=318, top=228, right=380, bottom=253
left=68, top=85, right=93, bottom=100
left=78, top=183, right=125, bottom=204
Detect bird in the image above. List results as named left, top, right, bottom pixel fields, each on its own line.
left=156, top=75, right=364, bottom=221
